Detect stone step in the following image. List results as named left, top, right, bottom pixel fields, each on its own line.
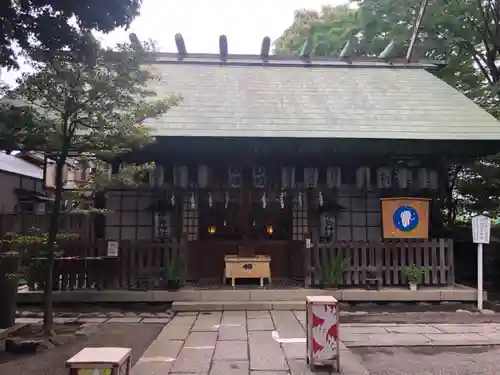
left=172, top=300, right=306, bottom=312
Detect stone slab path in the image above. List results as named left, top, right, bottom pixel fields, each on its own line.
left=342, top=323, right=500, bottom=347
left=131, top=310, right=367, bottom=375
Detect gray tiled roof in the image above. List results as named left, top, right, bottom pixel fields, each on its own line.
left=0, top=153, right=43, bottom=179
left=146, top=62, right=500, bottom=140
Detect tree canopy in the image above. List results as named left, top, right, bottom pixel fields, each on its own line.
left=275, top=0, right=500, bottom=221
left=0, top=0, right=142, bottom=69
left=4, top=34, right=180, bottom=333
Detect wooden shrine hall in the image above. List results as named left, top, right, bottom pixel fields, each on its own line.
left=98, top=34, right=500, bottom=289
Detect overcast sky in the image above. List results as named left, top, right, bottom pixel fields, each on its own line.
left=1, top=0, right=344, bottom=87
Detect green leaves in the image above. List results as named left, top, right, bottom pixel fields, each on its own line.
left=0, top=0, right=142, bottom=69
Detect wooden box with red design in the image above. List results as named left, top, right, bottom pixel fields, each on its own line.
left=306, top=296, right=340, bottom=372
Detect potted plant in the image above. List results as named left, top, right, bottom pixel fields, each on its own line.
left=164, top=257, right=183, bottom=291
left=403, top=264, right=424, bottom=291
left=321, top=257, right=349, bottom=289
left=365, top=265, right=381, bottom=290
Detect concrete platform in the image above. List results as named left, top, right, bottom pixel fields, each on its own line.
left=17, top=285, right=484, bottom=306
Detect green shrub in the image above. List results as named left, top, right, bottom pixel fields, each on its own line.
left=403, top=264, right=424, bottom=285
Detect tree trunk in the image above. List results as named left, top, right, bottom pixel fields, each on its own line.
left=42, top=149, right=68, bottom=335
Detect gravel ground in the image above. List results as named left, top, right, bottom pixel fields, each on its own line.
left=353, top=346, right=500, bottom=375
left=0, top=323, right=164, bottom=375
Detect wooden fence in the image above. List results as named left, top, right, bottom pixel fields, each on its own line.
left=306, top=238, right=454, bottom=287
left=17, top=239, right=185, bottom=291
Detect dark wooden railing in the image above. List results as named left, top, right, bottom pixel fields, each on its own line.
left=11, top=239, right=185, bottom=291
left=305, top=238, right=454, bottom=287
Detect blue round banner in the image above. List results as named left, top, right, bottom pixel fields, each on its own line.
left=393, top=205, right=419, bottom=232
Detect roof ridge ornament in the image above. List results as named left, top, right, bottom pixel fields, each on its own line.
left=260, top=36, right=271, bottom=62
left=219, top=34, right=228, bottom=61
left=175, top=33, right=187, bottom=60
left=379, top=40, right=399, bottom=61
left=300, top=35, right=314, bottom=61
left=128, top=33, right=144, bottom=53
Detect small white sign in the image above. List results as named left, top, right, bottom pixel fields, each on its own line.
left=107, top=241, right=119, bottom=257
left=472, top=215, right=491, bottom=244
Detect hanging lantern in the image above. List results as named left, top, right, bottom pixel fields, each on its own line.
left=190, top=192, right=196, bottom=209
left=198, top=165, right=209, bottom=188
left=281, top=167, right=295, bottom=189
left=173, top=165, right=188, bottom=188
left=429, top=170, right=438, bottom=190
left=149, top=165, right=164, bottom=188
left=318, top=191, right=324, bottom=207
left=356, top=167, right=371, bottom=189
left=225, top=192, right=229, bottom=208
left=304, top=167, right=318, bottom=188
left=377, top=167, right=392, bottom=188
left=298, top=192, right=303, bottom=209
left=397, top=168, right=413, bottom=188
left=208, top=192, right=213, bottom=208
left=327, top=167, right=341, bottom=188
left=253, top=166, right=267, bottom=188
left=261, top=193, right=267, bottom=208
left=267, top=225, right=274, bottom=234
left=279, top=190, right=285, bottom=209
left=418, top=168, right=429, bottom=189
left=170, top=192, right=175, bottom=206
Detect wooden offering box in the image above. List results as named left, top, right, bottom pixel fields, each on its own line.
left=66, top=347, right=131, bottom=375
left=224, top=255, right=271, bottom=288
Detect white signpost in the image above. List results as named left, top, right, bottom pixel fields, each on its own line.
left=472, top=215, right=491, bottom=310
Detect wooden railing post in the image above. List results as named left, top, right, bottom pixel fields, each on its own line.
left=304, top=238, right=312, bottom=288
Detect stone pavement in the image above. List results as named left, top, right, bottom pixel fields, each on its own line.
left=342, top=322, right=500, bottom=347
left=131, top=310, right=368, bottom=375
